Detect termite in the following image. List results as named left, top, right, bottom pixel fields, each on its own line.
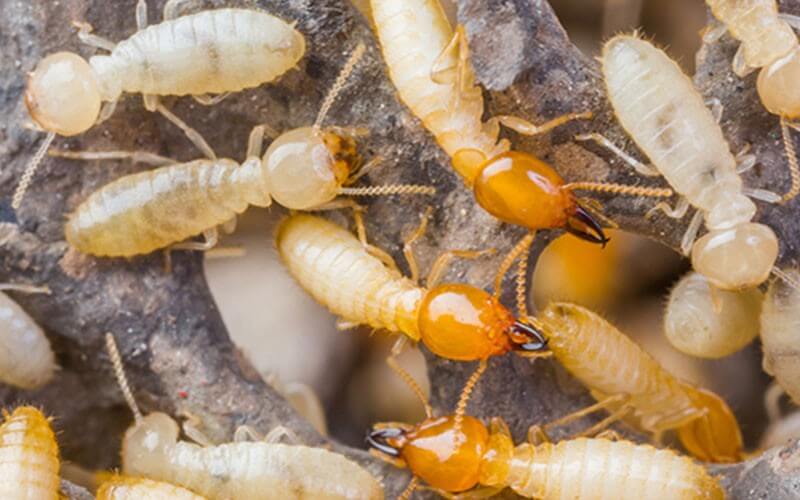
left=97, top=476, right=206, bottom=500
left=104, top=333, right=385, bottom=500
left=759, top=383, right=800, bottom=450
left=579, top=33, right=780, bottom=290
left=526, top=302, right=743, bottom=463
left=369, top=0, right=672, bottom=247
left=56, top=42, right=433, bottom=257
left=0, top=283, right=56, bottom=389
left=705, top=0, right=800, bottom=203
left=366, top=352, right=723, bottom=499
left=15, top=0, right=305, bottom=210
left=0, top=406, right=60, bottom=500
left=664, top=271, right=762, bottom=359
left=760, top=267, right=800, bottom=404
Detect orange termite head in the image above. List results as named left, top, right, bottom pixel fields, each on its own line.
left=472, top=151, right=607, bottom=245
left=418, top=284, right=549, bottom=361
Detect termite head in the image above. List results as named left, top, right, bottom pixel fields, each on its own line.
left=472, top=151, right=607, bottom=244
left=691, top=222, right=778, bottom=290
left=367, top=415, right=493, bottom=492
left=418, top=284, right=548, bottom=361
left=262, top=126, right=356, bottom=209
left=25, top=52, right=102, bottom=136
left=121, top=412, right=179, bottom=476
left=758, top=46, right=800, bottom=120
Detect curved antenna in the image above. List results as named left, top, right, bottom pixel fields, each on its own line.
left=313, top=42, right=367, bottom=130
left=12, top=132, right=55, bottom=210
left=105, top=332, right=143, bottom=423
left=386, top=352, right=432, bottom=418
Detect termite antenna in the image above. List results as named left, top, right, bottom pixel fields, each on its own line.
left=386, top=351, right=432, bottom=418
left=338, top=185, right=436, bottom=196
left=0, top=283, right=51, bottom=295
left=453, top=359, right=487, bottom=434
left=516, top=254, right=529, bottom=317
left=563, top=181, right=673, bottom=198
left=105, top=332, right=143, bottom=424
left=780, top=117, right=800, bottom=203
left=771, top=266, right=800, bottom=291
left=493, top=232, right=535, bottom=299
left=12, top=131, right=55, bottom=211
left=398, top=477, right=419, bottom=500
left=313, top=42, right=367, bottom=131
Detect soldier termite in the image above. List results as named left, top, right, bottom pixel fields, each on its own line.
left=760, top=267, right=800, bottom=404
left=579, top=33, right=780, bottom=290
left=366, top=355, right=723, bottom=499
left=0, top=283, right=56, bottom=389
left=369, top=0, right=672, bottom=247
left=15, top=0, right=305, bottom=210
left=0, top=406, right=60, bottom=500
left=664, top=271, right=762, bottom=359
left=56, top=42, right=433, bottom=257
left=705, top=0, right=800, bottom=203
left=97, top=476, right=207, bottom=500
left=524, top=302, right=744, bottom=463
left=104, top=333, right=385, bottom=500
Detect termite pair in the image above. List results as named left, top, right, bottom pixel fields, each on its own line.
left=16, top=0, right=305, bottom=210
left=366, top=353, right=724, bottom=499
left=369, top=0, right=673, bottom=247
left=57, top=41, right=433, bottom=257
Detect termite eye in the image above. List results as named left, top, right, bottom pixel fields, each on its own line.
left=509, top=320, right=548, bottom=352
left=564, top=205, right=609, bottom=247
left=365, top=427, right=405, bottom=457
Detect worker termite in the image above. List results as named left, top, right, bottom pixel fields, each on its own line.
left=760, top=268, right=800, bottom=404
left=0, top=283, right=56, bottom=389
left=0, top=406, right=60, bottom=500
left=97, top=476, right=206, bottom=500
left=56, top=42, right=433, bottom=257
left=705, top=0, right=800, bottom=203
left=366, top=354, right=723, bottom=499
left=664, top=271, right=762, bottom=359
left=526, top=302, right=744, bottom=463
left=15, top=0, right=305, bottom=209
left=579, top=33, right=780, bottom=290
left=369, top=0, right=672, bottom=246
left=104, top=333, right=384, bottom=499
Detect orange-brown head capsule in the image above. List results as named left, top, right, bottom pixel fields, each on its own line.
left=418, top=284, right=547, bottom=360
left=473, top=152, right=607, bottom=245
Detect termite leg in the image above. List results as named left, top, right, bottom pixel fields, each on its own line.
left=402, top=207, right=432, bottom=283
left=575, top=133, right=660, bottom=177
left=149, top=99, right=217, bottom=160
left=705, top=97, right=724, bottom=123
left=72, top=21, right=116, bottom=52
left=49, top=149, right=176, bottom=167
left=351, top=209, right=400, bottom=272
left=541, top=393, right=630, bottom=436
left=732, top=44, right=756, bottom=78
left=246, top=125, right=266, bottom=159
left=492, top=111, right=593, bottom=138
left=764, top=382, right=786, bottom=423
left=181, top=412, right=216, bottom=447
left=743, top=187, right=782, bottom=203
left=680, top=209, right=704, bottom=256
left=192, top=93, right=230, bottom=106
left=347, top=155, right=382, bottom=184
left=493, top=232, right=535, bottom=299
left=645, top=196, right=689, bottom=220
left=778, top=13, right=800, bottom=31
left=735, top=147, right=756, bottom=174
left=427, top=248, right=496, bottom=288
left=701, top=22, right=727, bottom=44
left=96, top=99, right=119, bottom=124
left=170, top=228, right=218, bottom=252
left=265, top=426, right=301, bottom=444
left=649, top=406, right=706, bottom=433
left=526, top=424, right=552, bottom=445
left=335, top=319, right=358, bottom=331
left=595, top=429, right=623, bottom=441
left=0, top=283, right=50, bottom=294
left=220, top=216, right=237, bottom=235
left=430, top=26, right=461, bottom=85
left=780, top=118, right=800, bottom=203
left=576, top=403, right=633, bottom=437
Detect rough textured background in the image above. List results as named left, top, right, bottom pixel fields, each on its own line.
left=0, top=0, right=798, bottom=498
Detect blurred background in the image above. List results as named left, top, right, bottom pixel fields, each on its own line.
left=205, top=0, right=776, bottom=452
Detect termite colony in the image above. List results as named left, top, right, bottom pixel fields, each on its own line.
left=3, top=0, right=800, bottom=498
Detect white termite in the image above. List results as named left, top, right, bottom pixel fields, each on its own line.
left=0, top=283, right=55, bottom=389
left=760, top=268, right=800, bottom=404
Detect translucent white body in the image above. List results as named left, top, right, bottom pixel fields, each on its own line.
left=370, top=0, right=507, bottom=182
left=665, top=272, right=762, bottom=358
left=602, top=35, right=778, bottom=289
left=276, top=214, right=423, bottom=339
left=0, top=292, right=55, bottom=389
left=761, top=269, right=800, bottom=403
left=0, top=407, right=60, bottom=500
left=760, top=410, right=800, bottom=450
left=97, top=476, right=207, bottom=500
left=122, top=413, right=384, bottom=500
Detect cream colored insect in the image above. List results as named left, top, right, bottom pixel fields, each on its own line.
left=57, top=43, right=432, bottom=257
left=0, top=406, right=60, bottom=500
left=705, top=0, right=800, bottom=203
left=760, top=268, right=800, bottom=404
left=97, top=476, right=207, bottom=500
left=579, top=34, right=780, bottom=290
left=530, top=302, right=744, bottom=463
left=664, top=271, right=762, bottom=358
left=105, top=333, right=384, bottom=500
left=15, top=0, right=305, bottom=209
left=0, top=283, right=56, bottom=389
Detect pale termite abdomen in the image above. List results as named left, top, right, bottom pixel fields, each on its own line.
left=0, top=407, right=60, bottom=500
left=97, top=476, right=207, bottom=500
left=761, top=269, right=800, bottom=403
left=0, top=292, right=55, bottom=389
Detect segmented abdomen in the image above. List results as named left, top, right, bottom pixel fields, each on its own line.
left=0, top=292, right=55, bottom=389
left=602, top=35, right=740, bottom=211
left=66, top=159, right=247, bottom=256
left=706, top=0, right=797, bottom=68
left=152, top=442, right=384, bottom=499
left=761, top=268, right=800, bottom=403
left=370, top=0, right=506, bottom=181
left=507, top=439, right=723, bottom=499
left=277, top=214, right=423, bottom=340
left=93, top=9, right=305, bottom=99
left=97, top=476, right=207, bottom=500
left=0, top=407, right=60, bottom=500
